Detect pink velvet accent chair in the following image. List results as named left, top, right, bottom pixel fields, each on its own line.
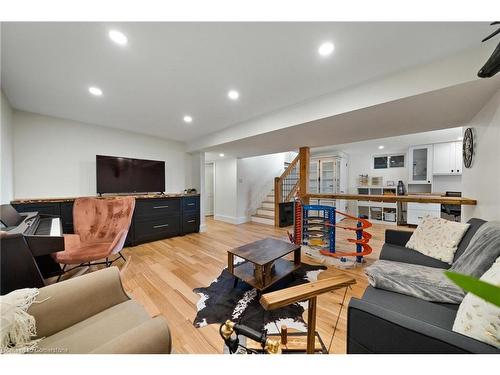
left=53, top=197, right=135, bottom=277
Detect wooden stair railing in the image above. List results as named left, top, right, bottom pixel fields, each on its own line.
left=274, top=147, right=310, bottom=227
left=274, top=154, right=300, bottom=226
left=260, top=275, right=356, bottom=353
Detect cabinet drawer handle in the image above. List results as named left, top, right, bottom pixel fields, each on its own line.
left=417, top=216, right=423, bottom=219
left=187, top=203, right=195, bottom=206
left=187, top=220, right=196, bottom=223
left=153, top=205, right=169, bottom=209
left=153, top=224, right=169, bottom=228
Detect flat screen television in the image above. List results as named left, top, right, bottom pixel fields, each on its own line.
left=96, top=155, right=165, bottom=194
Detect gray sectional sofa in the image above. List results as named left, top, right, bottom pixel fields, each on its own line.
left=347, top=218, right=500, bottom=354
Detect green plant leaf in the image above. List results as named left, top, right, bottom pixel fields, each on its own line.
left=445, top=271, right=500, bottom=307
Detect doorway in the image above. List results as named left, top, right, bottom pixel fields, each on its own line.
left=204, top=162, right=215, bottom=216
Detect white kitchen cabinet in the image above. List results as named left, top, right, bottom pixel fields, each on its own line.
left=309, top=155, right=348, bottom=220
left=407, top=203, right=441, bottom=225
left=454, top=141, right=463, bottom=175
left=432, top=141, right=462, bottom=175
left=408, top=145, right=433, bottom=184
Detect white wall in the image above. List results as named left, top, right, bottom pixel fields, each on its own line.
left=236, top=153, right=285, bottom=220
left=432, top=175, right=462, bottom=194
left=213, top=158, right=238, bottom=223
left=462, top=89, right=500, bottom=222
left=345, top=150, right=407, bottom=214
left=13, top=111, right=190, bottom=198
left=1, top=91, right=14, bottom=203
left=211, top=152, right=286, bottom=224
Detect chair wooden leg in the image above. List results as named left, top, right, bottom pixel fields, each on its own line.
left=306, top=297, right=317, bottom=354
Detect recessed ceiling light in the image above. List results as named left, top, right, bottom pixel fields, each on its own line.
left=378, top=145, right=385, bottom=150
left=88, top=86, right=103, bottom=96
left=227, top=90, right=239, bottom=100
left=318, top=42, right=335, bottom=57
left=183, top=115, right=193, bottom=124
left=219, top=153, right=225, bottom=157
left=108, top=30, right=128, bottom=46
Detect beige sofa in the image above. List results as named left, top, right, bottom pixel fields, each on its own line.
left=28, top=267, right=171, bottom=354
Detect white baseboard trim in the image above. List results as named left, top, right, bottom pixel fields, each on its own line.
left=199, top=223, right=208, bottom=232
left=213, top=214, right=250, bottom=225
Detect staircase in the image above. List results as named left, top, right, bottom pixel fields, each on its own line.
left=250, top=153, right=300, bottom=226
left=250, top=189, right=276, bottom=225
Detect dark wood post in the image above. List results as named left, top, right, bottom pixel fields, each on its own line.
left=274, top=177, right=281, bottom=227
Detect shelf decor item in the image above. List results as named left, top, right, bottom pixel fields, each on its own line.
left=463, top=128, right=474, bottom=168
left=371, top=176, right=383, bottom=186
left=358, top=174, right=369, bottom=186
left=386, top=180, right=395, bottom=187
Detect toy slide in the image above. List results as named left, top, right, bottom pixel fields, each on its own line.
left=320, top=210, right=372, bottom=258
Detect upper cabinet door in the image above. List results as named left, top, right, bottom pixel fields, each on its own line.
left=320, top=159, right=335, bottom=194
left=433, top=142, right=452, bottom=174
left=409, top=145, right=432, bottom=184
left=432, top=141, right=462, bottom=175
left=309, top=160, right=319, bottom=194
left=454, top=141, right=463, bottom=175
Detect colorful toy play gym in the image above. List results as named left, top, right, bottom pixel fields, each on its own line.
left=290, top=198, right=372, bottom=263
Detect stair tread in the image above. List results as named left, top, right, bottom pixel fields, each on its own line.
left=252, top=213, right=274, bottom=219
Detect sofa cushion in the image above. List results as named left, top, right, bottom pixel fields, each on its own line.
left=451, top=221, right=500, bottom=278
left=380, top=243, right=450, bottom=269
left=365, top=260, right=465, bottom=303
left=37, top=300, right=150, bottom=353
left=452, top=256, right=500, bottom=348
left=406, top=216, right=470, bottom=264
left=453, top=218, right=486, bottom=262
left=356, top=286, right=499, bottom=353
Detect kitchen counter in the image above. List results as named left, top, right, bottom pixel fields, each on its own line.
left=305, top=193, right=476, bottom=205
left=11, top=193, right=200, bottom=204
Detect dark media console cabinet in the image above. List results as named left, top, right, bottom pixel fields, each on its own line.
left=12, top=194, right=200, bottom=247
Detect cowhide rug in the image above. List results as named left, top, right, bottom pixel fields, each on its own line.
left=193, top=262, right=326, bottom=334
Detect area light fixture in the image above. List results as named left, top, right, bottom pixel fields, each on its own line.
left=219, top=153, right=225, bottom=157
left=318, top=41, right=335, bottom=57
left=108, top=30, right=128, bottom=46
left=227, top=90, right=239, bottom=100
left=378, top=145, right=385, bottom=150
left=183, top=115, right=193, bottom=124
left=88, top=86, right=103, bottom=96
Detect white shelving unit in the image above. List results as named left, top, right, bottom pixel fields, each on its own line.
left=356, top=186, right=398, bottom=225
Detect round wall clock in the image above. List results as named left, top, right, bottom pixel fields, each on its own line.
left=463, top=128, right=474, bottom=168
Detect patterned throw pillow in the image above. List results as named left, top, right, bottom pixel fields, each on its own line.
left=452, top=256, right=500, bottom=348
left=406, top=216, right=470, bottom=264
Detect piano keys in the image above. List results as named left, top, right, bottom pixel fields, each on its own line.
left=0, top=204, right=65, bottom=294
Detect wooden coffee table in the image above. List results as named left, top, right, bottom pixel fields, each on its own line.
left=227, top=237, right=301, bottom=291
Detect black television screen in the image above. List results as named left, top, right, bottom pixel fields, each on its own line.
left=96, top=155, right=165, bottom=194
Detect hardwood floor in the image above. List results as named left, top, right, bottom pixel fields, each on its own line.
left=116, top=217, right=412, bottom=354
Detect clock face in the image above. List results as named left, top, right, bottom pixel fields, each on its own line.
left=463, top=128, right=474, bottom=168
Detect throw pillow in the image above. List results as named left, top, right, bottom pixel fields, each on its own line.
left=451, top=221, right=500, bottom=277
left=0, top=288, right=41, bottom=353
left=406, top=216, right=470, bottom=264
left=452, top=256, right=500, bottom=348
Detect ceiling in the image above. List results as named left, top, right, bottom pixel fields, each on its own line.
left=312, top=127, right=464, bottom=156
left=200, top=76, right=500, bottom=159
left=1, top=22, right=494, bottom=142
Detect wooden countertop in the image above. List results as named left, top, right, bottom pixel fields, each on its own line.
left=306, top=193, right=476, bottom=205
left=11, top=193, right=200, bottom=204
